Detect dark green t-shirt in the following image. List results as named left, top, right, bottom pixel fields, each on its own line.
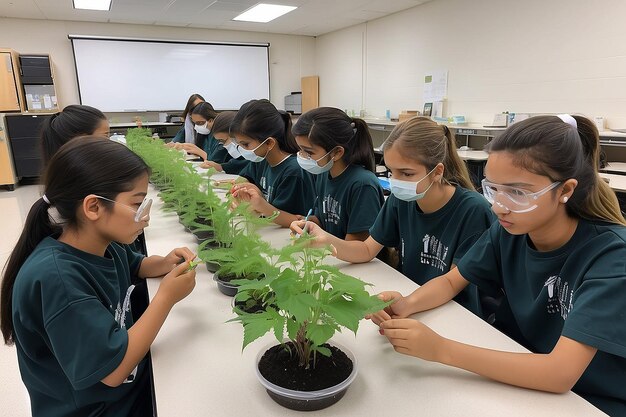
left=239, top=155, right=315, bottom=216
left=202, top=133, right=231, bottom=164
left=370, top=187, right=495, bottom=314
left=314, top=165, right=384, bottom=238
left=221, top=156, right=249, bottom=175
left=12, top=237, right=147, bottom=417
left=457, top=219, right=626, bottom=416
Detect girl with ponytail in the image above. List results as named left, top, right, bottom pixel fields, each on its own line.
left=1, top=138, right=197, bottom=416
left=291, top=107, right=384, bottom=241
left=368, top=115, right=626, bottom=416
left=230, top=99, right=315, bottom=227
left=291, top=116, right=495, bottom=316
left=40, top=104, right=109, bottom=166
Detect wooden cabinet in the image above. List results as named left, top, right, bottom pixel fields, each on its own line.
left=0, top=49, right=23, bottom=112
left=301, top=76, right=319, bottom=113
left=0, top=115, right=17, bottom=190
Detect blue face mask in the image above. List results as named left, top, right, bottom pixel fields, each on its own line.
left=238, top=138, right=269, bottom=163
left=296, top=149, right=334, bottom=175
left=389, top=166, right=436, bottom=202
left=224, top=141, right=241, bottom=158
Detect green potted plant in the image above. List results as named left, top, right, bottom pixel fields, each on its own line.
left=230, top=235, right=389, bottom=411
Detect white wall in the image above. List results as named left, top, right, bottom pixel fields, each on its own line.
left=316, top=0, right=626, bottom=128
left=0, top=18, right=316, bottom=117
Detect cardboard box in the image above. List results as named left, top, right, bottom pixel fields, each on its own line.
left=398, top=110, right=419, bottom=123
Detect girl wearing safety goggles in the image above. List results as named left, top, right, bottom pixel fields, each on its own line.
left=199, top=111, right=249, bottom=175
left=229, top=99, right=315, bottom=228
left=291, top=116, right=495, bottom=317
left=369, top=115, right=626, bottom=416
left=290, top=107, right=384, bottom=242
left=1, top=139, right=198, bottom=416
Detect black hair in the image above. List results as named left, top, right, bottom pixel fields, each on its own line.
left=487, top=115, right=624, bottom=225
left=292, top=107, right=375, bottom=172
left=211, top=111, right=237, bottom=136
left=190, top=101, right=217, bottom=122
left=40, top=104, right=107, bottom=165
left=181, top=93, right=205, bottom=120
left=230, top=99, right=299, bottom=154
left=1, top=138, right=151, bottom=345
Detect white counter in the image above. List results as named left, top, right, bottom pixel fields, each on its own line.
left=143, top=180, right=606, bottom=417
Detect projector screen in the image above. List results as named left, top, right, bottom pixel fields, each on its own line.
left=69, top=36, right=270, bottom=112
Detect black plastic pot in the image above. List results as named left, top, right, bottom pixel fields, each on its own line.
left=205, top=261, right=220, bottom=273
left=255, top=342, right=357, bottom=411
left=213, top=270, right=239, bottom=296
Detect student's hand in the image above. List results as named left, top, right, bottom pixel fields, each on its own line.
left=366, top=291, right=414, bottom=325
left=231, top=183, right=270, bottom=215
left=157, top=261, right=197, bottom=306
left=289, top=221, right=331, bottom=247
left=178, top=143, right=204, bottom=156
left=379, top=319, right=444, bottom=362
left=295, top=214, right=321, bottom=226
left=201, top=160, right=223, bottom=171
left=163, top=247, right=196, bottom=270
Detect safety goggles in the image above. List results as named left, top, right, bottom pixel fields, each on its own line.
left=94, top=195, right=152, bottom=222
left=481, top=179, right=561, bottom=213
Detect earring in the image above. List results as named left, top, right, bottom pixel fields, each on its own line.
left=563, top=196, right=569, bottom=203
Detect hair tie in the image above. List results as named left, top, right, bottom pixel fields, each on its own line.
left=557, top=114, right=577, bottom=129
left=42, top=194, right=51, bottom=205
left=442, top=125, right=450, bottom=135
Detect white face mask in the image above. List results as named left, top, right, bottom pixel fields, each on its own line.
left=194, top=122, right=210, bottom=135
left=296, top=150, right=334, bottom=175
left=224, top=141, right=241, bottom=158
left=238, top=138, right=269, bottom=163
left=389, top=166, right=437, bottom=202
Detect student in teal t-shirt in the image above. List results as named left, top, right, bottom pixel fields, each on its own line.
left=167, top=101, right=230, bottom=164
left=370, top=115, right=626, bottom=416
left=0, top=139, right=198, bottom=417
left=291, top=107, right=384, bottom=241
left=230, top=99, right=315, bottom=227
left=291, top=116, right=495, bottom=315
left=200, top=111, right=249, bottom=175
left=171, top=93, right=205, bottom=144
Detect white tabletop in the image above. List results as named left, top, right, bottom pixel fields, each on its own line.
left=109, top=122, right=181, bottom=128
left=599, top=172, right=626, bottom=192
left=603, top=162, right=626, bottom=174
left=143, top=180, right=605, bottom=416
left=456, top=149, right=489, bottom=161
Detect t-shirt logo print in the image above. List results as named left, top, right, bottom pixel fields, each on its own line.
left=113, top=284, right=138, bottom=384
left=322, top=195, right=342, bottom=225
left=420, top=234, right=448, bottom=272
left=543, top=275, right=574, bottom=319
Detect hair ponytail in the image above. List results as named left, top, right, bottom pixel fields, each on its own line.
left=571, top=116, right=625, bottom=225
left=1, top=198, right=60, bottom=344
left=488, top=115, right=625, bottom=226
left=231, top=99, right=299, bottom=154
left=278, top=110, right=299, bottom=154
left=40, top=105, right=107, bottom=166
left=1, top=138, right=150, bottom=345
left=292, top=107, right=376, bottom=172
left=383, top=116, right=475, bottom=190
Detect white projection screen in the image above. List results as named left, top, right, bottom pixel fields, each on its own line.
left=69, top=36, right=270, bottom=112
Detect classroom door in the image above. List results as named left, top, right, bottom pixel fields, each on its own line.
left=0, top=52, right=21, bottom=112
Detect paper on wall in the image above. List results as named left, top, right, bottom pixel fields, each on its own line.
left=424, top=70, right=448, bottom=102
